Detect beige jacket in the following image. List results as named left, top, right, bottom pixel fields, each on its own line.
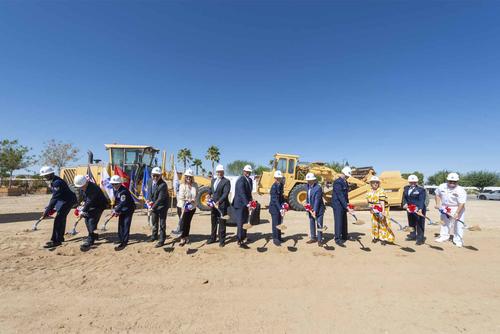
left=177, top=182, right=198, bottom=208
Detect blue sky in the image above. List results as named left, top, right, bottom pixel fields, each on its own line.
left=1, top=0, right=499, bottom=178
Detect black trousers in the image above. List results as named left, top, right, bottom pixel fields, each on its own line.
left=51, top=205, right=72, bottom=243
left=210, top=207, right=227, bottom=244
left=85, top=209, right=103, bottom=244
left=270, top=212, right=282, bottom=242
left=151, top=208, right=168, bottom=241
left=177, top=207, right=196, bottom=238
left=407, top=212, right=425, bottom=241
left=235, top=207, right=249, bottom=242
left=333, top=206, right=348, bottom=242
left=118, top=212, right=134, bottom=244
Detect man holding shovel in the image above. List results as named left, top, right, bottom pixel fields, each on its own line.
left=305, top=172, right=326, bottom=247
left=207, top=164, right=231, bottom=247
left=39, top=166, right=77, bottom=249
left=73, top=174, right=108, bottom=251
left=402, top=174, right=427, bottom=245
left=232, top=164, right=254, bottom=246
left=331, top=166, right=354, bottom=247
left=146, top=167, right=169, bottom=248
left=269, top=170, right=285, bottom=246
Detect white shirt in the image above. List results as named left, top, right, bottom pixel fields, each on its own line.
left=177, top=182, right=198, bottom=208
left=435, top=183, right=467, bottom=207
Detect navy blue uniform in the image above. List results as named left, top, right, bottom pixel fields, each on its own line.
left=307, top=183, right=325, bottom=241
left=331, top=177, right=349, bottom=243
left=269, top=181, right=285, bottom=243
left=402, top=185, right=427, bottom=242
left=44, top=176, right=77, bottom=244
left=81, top=181, right=108, bottom=244
left=113, top=185, right=135, bottom=245
left=232, top=175, right=253, bottom=242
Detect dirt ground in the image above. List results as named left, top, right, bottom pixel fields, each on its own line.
left=0, top=194, right=499, bottom=333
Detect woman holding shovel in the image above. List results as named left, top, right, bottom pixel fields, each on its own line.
left=366, top=176, right=395, bottom=245
left=176, top=169, right=198, bottom=246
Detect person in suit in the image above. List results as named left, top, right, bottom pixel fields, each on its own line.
left=73, top=174, right=108, bottom=251
left=147, top=167, right=170, bottom=248
left=331, top=166, right=354, bottom=247
left=208, top=164, right=231, bottom=247
left=269, top=170, right=285, bottom=246
left=305, top=172, right=326, bottom=247
left=110, top=175, right=135, bottom=251
left=39, top=166, right=77, bottom=249
left=403, top=174, right=427, bottom=245
left=232, top=164, right=253, bottom=246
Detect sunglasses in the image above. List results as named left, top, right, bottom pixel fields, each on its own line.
left=152, top=174, right=161, bottom=178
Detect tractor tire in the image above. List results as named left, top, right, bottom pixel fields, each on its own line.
left=196, top=186, right=211, bottom=211
left=289, top=183, right=308, bottom=211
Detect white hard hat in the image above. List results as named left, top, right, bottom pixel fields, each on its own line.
left=305, top=172, right=316, bottom=181
left=39, top=166, right=55, bottom=176
left=408, top=174, right=419, bottom=183
left=369, top=176, right=381, bottom=183
left=243, top=165, right=253, bottom=172
left=110, top=175, right=122, bottom=184
left=274, top=170, right=283, bottom=178
left=447, top=172, right=460, bottom=181
left=151, top=167, right=162, bottom=175
left=215, top=164, right=224, bottom=172
left=184, top=169, right=194, bottom=177
left=341, top=166, right=352, bottom=177
left=73, top=175, right=88, bottom=188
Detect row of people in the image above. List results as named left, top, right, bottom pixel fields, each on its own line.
left=37, top=165, right=468, bottom=250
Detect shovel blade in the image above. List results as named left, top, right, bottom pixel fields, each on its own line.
left=352, top=219, right=366, bottom=225
left=243, top=223, right=253, bottom=230
left=276, top=225, right=287, bottom=231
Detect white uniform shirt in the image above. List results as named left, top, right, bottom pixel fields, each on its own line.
left=435, top=183, right=467, bottom=207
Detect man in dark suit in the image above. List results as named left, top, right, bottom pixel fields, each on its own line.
left=39, top=166, right=77, bottom=249
left=403, top=174, right=427, bottom=245
left=208, top=164, right=231, bottom=247
left=73, top=174, right=108, bottom=251
left=147, top=167, right=170, bottom=247
left=232, top=164, right=253, bottom=246
left=331, top=166, right=354, bottom=246
left=305, top=172, right=326, bottom=247
left=269, top=170, right=285, bottom=246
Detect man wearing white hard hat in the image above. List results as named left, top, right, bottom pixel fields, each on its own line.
left=331, top=166, right=354, bottom=246
left=269, top=170, right=285, bottom=246
left=207, top=164, right=231, bottom=247
left=39, top=166, right=77, bottom=249
left=402, top=174, right=427, bottom=245
left=305, top=172, right=326, bottom=246
left=110, top=174, right=136, bottom=251
left=73, top=174, right=108, bottom=251
left=434, top=172, right=467, bottom=247
left=232, top=164, right=254, bottom=246
left=146, top=167, right=169, bottom=247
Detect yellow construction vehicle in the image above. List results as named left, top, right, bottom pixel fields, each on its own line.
left=257, top=153, right=408, bottom=210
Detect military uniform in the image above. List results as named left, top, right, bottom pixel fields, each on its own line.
left=44, top=176, right=77, bottom=245
left=81, top=181, right=108, bottom=246
left=402, top=184, right=426, bottom=242
left=113, top=185, right=135, bottom=245
left=435, top=183, right=467, bottom=245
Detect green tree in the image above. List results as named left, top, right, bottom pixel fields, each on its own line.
left=191, top=158, right=204, bottom=175
left=401, top=171, right=425, bottom=184
left=177, top=148, right=192, bottom=171
left=205, top=145, right=220, bottom=174
left=0, top=139, right=36, bottom=188
left=426, top=170, right=452, bottom=185
left=40, top=139, right=79, bottom=173
left=254, top=165, right=271, bottom=176
left=326, top=161, right=345, bottom=173
left=461, top=171, right=500, bottom=190
left=226, top=160, right=255, bottom=176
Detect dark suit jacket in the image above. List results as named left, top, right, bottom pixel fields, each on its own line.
left=402, top=185, right=426, bottom=213
left=331, top=177, right=349, bottom=210
left=82, top=181, right=108, bottom=215
left=232, top=175, right=253, bottom=209
left=269, top=182, right=284, bottom=214
left=147, top=178, right=169, bottom=212
left=209, top=177, right=231, bottom=211
left=44, top=176, right=77, bottom=216
left=307, top=182, right=325, bottom=216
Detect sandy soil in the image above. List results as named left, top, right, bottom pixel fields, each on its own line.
left=0, top=194, right=499, bottom=333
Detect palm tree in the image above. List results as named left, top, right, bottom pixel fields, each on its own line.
left=205, top=145, right=220, bottom=174
left=177, top=148, right=192, bottom=171
left=191, top=158, right=203, bottom=175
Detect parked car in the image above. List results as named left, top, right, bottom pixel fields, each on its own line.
left=477, top=190, right=500, bottom=200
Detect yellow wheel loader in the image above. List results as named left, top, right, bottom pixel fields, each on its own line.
left=257, top=153, right=409, bottom=211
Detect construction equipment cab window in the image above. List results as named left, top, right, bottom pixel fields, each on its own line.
left=277, top=158, right=287, bottom=174
left=288, top=159, right=295, bottom=174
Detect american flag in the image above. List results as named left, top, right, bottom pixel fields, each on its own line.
left=207, top=198, right=215, bottom=208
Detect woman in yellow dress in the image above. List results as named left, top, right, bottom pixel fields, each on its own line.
left=366, top=176, right=395, bottom=245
